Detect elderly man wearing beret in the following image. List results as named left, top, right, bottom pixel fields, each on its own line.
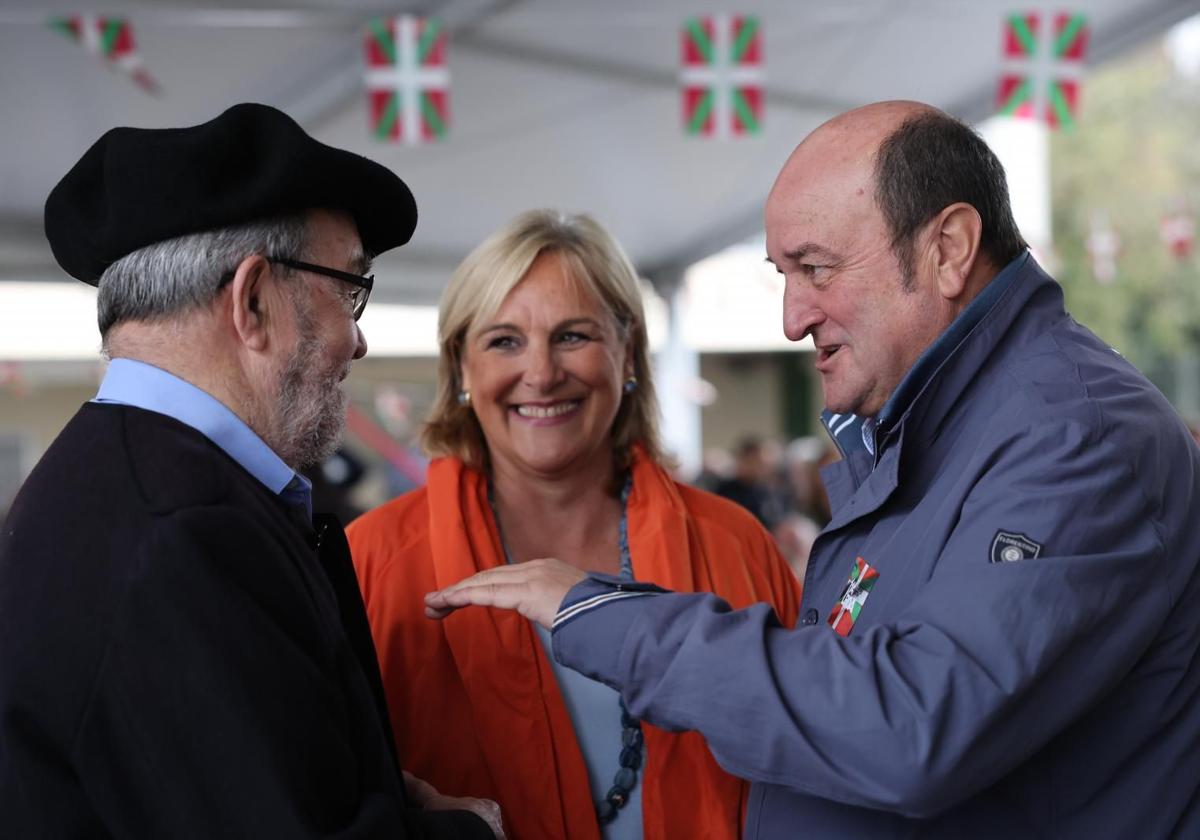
left=0, top=104, right=502, bottom=838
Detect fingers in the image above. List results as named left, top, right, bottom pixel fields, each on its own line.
left=424, top=602, right=458, bottom=620
left=423, top=558, right=583, bottom=628
left=425, top=578, right=527, bottom=614
left=468, top=797, right=505, bottom=838
left=424, top=562, right=547, bottom=612
left=402, top=770, right=439, bottom=807
left=423, top=793, right=506, bottom=838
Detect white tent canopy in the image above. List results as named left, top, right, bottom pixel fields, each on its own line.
left=1, top=0, right=1197, bottom=304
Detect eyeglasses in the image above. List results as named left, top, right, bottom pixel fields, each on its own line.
left=270, top=257, right=374, bottom=321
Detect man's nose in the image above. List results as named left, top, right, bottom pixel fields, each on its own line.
left=353, top=323, right=368, bottom=360
left=782, top=281, right=825, bottom=343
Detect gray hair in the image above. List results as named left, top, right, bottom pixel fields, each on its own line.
left=96, top=214, right=309, bottom=339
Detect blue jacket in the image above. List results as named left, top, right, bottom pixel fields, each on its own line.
left=551, top=256, right=1200, bottom=837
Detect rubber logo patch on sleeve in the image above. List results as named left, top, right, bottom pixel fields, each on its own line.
left=990, top=530, right=1042, bottom=563
left=827, top=556, right=878, bottom=637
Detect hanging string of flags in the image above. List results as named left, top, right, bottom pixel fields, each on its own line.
left=48, top=15, right=160, bottom=94
left=1161, top=199, right=1195, bottom=260
left=363, top=15, right=450, bottom=145
left=995, top=11, right=1089, bottom=129
left=40, top=10, right=1098, bottom=139
left=1084, top=199, right=1196, bottom=283
left=680, top=15, right=764, bottom=139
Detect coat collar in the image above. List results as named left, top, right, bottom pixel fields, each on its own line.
left=817, top=252, right=1028, bottom=464
left=818, top=254, right=1064, bottom=529
left=883, top=254, right=1063, bottom=458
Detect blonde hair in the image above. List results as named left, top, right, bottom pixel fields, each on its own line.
left=422, top=209, right=666, bottom=473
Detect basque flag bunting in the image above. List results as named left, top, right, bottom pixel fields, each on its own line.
left=996, top=11, right=1089, bottom=129
left=364, top=15, right=450, bottom=145
left=681, top=14, right=764, bottom=139
left=48, top=15, right=159, bottom=94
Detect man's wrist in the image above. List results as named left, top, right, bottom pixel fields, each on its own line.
left=551, top=574, right=665, bottom=684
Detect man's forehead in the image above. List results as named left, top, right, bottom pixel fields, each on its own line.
left=767, top=167, right=878, bottom=237
left=764, top=116, right=893, bottom=258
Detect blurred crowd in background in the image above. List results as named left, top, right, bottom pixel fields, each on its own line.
left=695, top=436, right=833, bottom=583
left=306, top=431, right=844, bottom=585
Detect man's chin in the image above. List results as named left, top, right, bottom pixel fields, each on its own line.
left=822, top=396, right=858, bottom=416
left=300, top=418, right=347, bottom=470
left=822, top=387, right=879, bottom=419
left=286, top=398, right=349, bottom=470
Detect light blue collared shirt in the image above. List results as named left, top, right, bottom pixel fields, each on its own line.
left=94, top=358, right=312, bottom=519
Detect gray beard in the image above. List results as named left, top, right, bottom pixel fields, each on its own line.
left=272, top=303, right=349, bottom=470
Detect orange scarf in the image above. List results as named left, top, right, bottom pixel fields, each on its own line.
left=350, top=446, right=800, bottom=839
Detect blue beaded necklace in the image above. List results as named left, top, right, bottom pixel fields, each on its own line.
left=489, top=477, right=642, bottom=827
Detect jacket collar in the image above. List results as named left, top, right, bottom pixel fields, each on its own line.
left=818, top=254, right=1062, bottom=529
left=819, top=253, right=1030, bottom=462
left=881, top=253, right=1062, bottom=458
left=876, top=252, right=1029, bottom=435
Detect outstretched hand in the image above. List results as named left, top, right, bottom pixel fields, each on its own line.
left=424, top=558, right=587, bottom=629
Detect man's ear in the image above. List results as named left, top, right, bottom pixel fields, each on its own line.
left=228, top=255, right=276, bottom=351
left=929, top=202, right=983, bottom=301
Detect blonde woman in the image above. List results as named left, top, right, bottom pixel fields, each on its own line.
left=348, top=210, right=800, bottom=840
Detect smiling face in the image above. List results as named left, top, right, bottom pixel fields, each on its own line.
left=765, top=105, right=957, bottom=417
left=459, top=251, right=630, bottom=481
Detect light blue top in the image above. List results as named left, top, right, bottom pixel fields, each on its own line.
left=93, top=358, right=312, bottom=518
left=534, top=621, right=643, bottom=839
left=496, top=478, right=643, bottom=839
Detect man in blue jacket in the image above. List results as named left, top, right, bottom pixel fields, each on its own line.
left=426, top=101, right=1200, bottom=837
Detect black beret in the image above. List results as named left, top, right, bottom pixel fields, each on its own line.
left=44, top=102, right=417, bottom=285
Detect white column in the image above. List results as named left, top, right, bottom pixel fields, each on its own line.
left=978, top=116, right=1052, bottom=259
left=652, top=275, right=702, bottom=479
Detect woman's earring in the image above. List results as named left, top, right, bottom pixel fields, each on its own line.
left=457, top=389, right=471, bottom=406
left=622, top=376, right=638, bottom=395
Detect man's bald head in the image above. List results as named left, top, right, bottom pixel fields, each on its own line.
left=771, top=101, right=1026, bottom=282
left=771, top=101, right=934, bottom=199
left=806, top=100, right=938, bottom=154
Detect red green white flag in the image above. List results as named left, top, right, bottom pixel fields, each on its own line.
left=681, top=14, right=763, bottom=139
left=826, top=557, right=879, bottom=637
left=48, top=15, right=159, bottom=94
left=364, top=16, right=450, bottom=145
left=1161, top=199, right=1195, bottom=260
left=995, top=11, right=1088, bottom=129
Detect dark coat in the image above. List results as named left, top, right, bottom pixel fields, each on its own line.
left=0, top=403, right=489, bottom=838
